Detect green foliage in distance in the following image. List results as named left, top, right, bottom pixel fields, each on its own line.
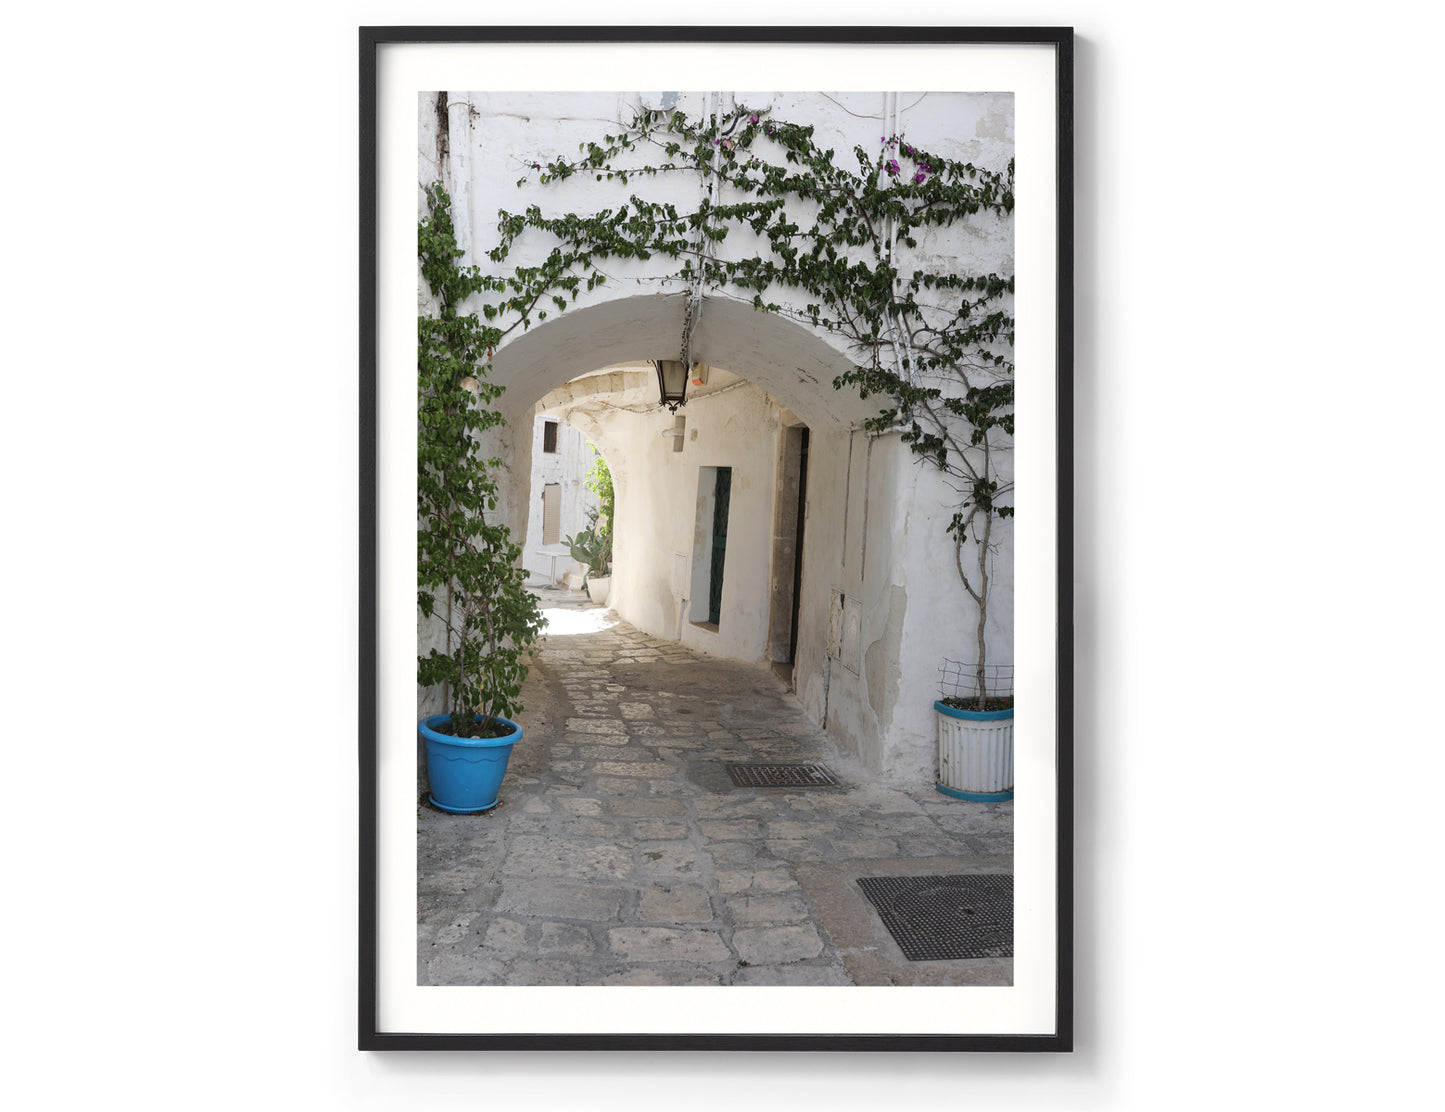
left=585, top=445, right=615, bottom=530
left=564, top=446, right=614, bottom=580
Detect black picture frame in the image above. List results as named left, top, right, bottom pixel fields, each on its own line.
left=360, top=25, right=1073, bottom=1052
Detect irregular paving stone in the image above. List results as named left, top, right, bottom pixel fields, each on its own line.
left=694, top=798, right=778, bottom=818
left=855, top=791, right=927, bottom=814
left=566, top=718, right=629, bottom=734
left=618, top=702, right=656, bottom=718
left=632, top=724, right=696, bottom=737
left=733, top=924, right=824, bottom=965
left=493, top=883, right=626, bottom=921
left=731, top=964, right=853, bottom=986
left=550, top=760, right=587, bottom=773
left=634, top=820, right=689, bottom=840
left=578, top=745, right=656, bottom=760
left=698, top=819, right=763, bottom=840
left=593, top=970, right=724, bottom=986
left=897, top=835, right=971, bottom=857
left=639, top=843, right=708, bottom=880
left=764, top=839, right=832, bottom=862
left=847, top=815, right=938, bottom=836
left=565, top=732, right=631, bottom=747
left=503, top=836, right=633, bottom=881
left=716, top=867, right=801, bottom=895
left=560, top=797, right=604, bottom=816
left=637, top=884, right=714, bottom=924
left=829, top=837, right=900, bottom=858
left=725, top=894, right=811, bottom=924
left=595, top=761, right=675, bottom=778
left=609, top=797, right=686, bottom=817
left=538, top=922, right=596, bottom=956
left=765, top=820, right=836, bottom=838
left=434, top=914, right=480, bottom=945
left=608, top=927, right=731, bottom=963
left=707, top=843, right=758, bottom=866
left=594, top=776, right=646, bottom=795
left=507, top=959, right=589, bottom=986
left=423, top=951, right=509, bottom=985
left=483, top=918, right=528, bottom=952
left=420, top=865, right=488, bottom=895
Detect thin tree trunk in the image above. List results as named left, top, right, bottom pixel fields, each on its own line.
left=974, top=511, right=992, bottom=710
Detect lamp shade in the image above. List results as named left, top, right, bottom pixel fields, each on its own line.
left=653, top=359, right=690, bottom=411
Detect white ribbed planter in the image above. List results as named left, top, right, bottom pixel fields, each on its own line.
left=586, top=575, right=611, bottom=606
left=935, top=700, right=1014, bottom=801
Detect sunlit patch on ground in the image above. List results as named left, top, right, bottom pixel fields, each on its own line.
left=540, top=607, right=619, bottom=635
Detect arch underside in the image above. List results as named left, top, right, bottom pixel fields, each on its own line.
left=489, top=292, right=880, bottom=430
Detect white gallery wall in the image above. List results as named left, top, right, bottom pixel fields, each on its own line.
left=3, top=2, right=1441, bottom=1110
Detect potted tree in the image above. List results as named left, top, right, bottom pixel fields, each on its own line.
left=417, top=185, right=546, bottom=813
left=924, top=390, right=1015, bottom=802
left=564, top=512, right=612, bottom=606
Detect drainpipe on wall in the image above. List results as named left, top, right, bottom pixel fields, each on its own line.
left=446, top=93, right=473, bottom=255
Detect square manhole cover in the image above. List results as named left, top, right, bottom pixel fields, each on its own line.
left=724, top=762, right=840, bottom=788
left=855, top=874, right=1013, bottom=960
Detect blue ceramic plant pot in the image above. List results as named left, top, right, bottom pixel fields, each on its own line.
left=419, top=714, right=521, bottom=813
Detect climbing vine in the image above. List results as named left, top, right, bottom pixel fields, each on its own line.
left=417, top=185, right=545, bottom=734
left=431, top=100, right=1014, bottom=707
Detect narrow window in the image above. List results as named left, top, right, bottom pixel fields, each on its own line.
left=541, top=483, right=561, bottom=544
left=542, top=419, right=558, bottom=454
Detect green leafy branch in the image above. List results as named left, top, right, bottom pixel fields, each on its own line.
left=417, top=185, right=545, bottom=732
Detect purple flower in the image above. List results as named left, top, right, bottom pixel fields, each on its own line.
left=912, top=171, right=926, bottom=184
left=881, top=136, right=888, bottom=144
left=750, top=113, right=759, bottom=123
left=885, top=159, right=900, bottom=175
left=900, top=143, right=912, bottom=156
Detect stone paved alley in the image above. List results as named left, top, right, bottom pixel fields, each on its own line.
left=417, top=587, right=1013, bottom=986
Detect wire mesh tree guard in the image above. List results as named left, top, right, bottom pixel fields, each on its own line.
left=938, top=659, right=1014, bottom=701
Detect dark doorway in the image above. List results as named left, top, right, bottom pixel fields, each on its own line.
left=788, top=429, right=809, bottom=663
left=708, top=467, right=732, bottom=625
left=769, top=425, right=811, bottom=685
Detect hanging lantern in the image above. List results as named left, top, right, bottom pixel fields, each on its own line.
left=653, top=359, right=690, bottom=412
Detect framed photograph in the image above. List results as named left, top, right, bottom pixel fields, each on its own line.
left=360, top=25, right=1072, bottom=1051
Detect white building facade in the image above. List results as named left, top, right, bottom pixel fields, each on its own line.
left=518, top=412, right=598, bottom=588
left=419, top=90, right=1015, bottom=787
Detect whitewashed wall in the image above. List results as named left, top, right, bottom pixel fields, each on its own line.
left=420, top=90, right=1015, bottom=783
left=518, top=414, right=598, bottom=585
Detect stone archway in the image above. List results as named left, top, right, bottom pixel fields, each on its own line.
left=474, top=290, right=960, bottom=779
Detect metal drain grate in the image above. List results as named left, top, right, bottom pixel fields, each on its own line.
left=855, top=874, right=1013, bottom=960
left=724, top=763, right=839, bottom=788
